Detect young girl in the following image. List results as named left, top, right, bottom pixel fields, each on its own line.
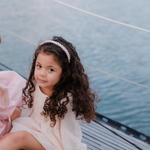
left=0, top=36, right=99, bottom=150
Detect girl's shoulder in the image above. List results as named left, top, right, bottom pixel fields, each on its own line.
left=67, top=92, right=72, bottom=98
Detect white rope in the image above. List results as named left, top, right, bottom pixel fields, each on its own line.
left=0, top=26, right=36, bottom=46
left=84, top=64, right=150, bottom=89
left=53, top=0, right=150, bottom=33
left=0, top=27, right=150, bottom=89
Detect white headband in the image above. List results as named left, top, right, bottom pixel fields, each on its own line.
left=40, top=40, right=70, bottom=63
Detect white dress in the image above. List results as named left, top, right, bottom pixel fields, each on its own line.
left=11, top=83, right=87, bottom=150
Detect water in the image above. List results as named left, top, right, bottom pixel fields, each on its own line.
left=0, top=0, right=150, bottom=136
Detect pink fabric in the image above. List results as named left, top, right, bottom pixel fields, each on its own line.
left=0, top=71, right=26, bottom=138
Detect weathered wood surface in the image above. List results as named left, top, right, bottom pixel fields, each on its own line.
left=81, top=119, right=150, bottom=150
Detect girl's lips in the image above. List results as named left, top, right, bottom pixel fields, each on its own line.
left=38, top=79, right=46, bottom=83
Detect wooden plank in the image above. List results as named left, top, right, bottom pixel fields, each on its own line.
left=81, top=120, right=150, bottom=150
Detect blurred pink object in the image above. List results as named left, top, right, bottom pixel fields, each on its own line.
left=0, top=71, right=26, bottom=138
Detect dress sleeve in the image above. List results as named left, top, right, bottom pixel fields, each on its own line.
left=21, top=104, right=33, bottom=117
left=20, top=89, right=35, bottom=117
left=54, top=95, right=87, bottom=150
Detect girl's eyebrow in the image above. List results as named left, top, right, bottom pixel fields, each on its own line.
left=48, top=65, right=56, bottom=69
left=36, top=61, right=56, bottom=69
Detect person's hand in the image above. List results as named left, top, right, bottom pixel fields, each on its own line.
left=10, top=107, right=22, bottom=121
left=0, top=84, right=6, bottom=99
left=0, top=84, right=8, bottom=104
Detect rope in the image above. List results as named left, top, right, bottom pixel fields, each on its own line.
left=84, top=64, right=150, bottom=89
left=0, top=62, right=12, bottom=71
left=0, top=27, right=150, bottom=89
left=0, top=26, right=36, bottom=45
left=0, top=62, right=26, bottom=79
left=53, top=0, right=150, bottom=33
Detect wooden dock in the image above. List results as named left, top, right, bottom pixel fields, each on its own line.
left=81, top=113, right=150, bottom=150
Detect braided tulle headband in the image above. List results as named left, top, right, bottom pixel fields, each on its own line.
left=40, top=40, right=70, bottom=63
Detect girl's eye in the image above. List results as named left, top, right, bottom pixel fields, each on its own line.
left=37, top=65, right=41, bottom=68
left=49, top=68, right=54, bottom=72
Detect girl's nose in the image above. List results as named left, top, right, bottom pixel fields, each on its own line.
left=40, top=69, right=46, bottom=77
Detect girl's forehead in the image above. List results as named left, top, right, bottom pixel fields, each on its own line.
left=37, top=52, right=55, bottom=62
left=36, top=52, right=61, bottom=67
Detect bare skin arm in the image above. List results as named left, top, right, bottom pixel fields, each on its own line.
left=10, top=107, right=22, bottom=121
left=0, top=131, right=45, bottom=150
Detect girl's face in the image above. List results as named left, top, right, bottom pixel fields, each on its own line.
left=34, top=52, right=62, bottom=96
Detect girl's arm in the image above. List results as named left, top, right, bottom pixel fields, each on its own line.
left=10, top=107, right=22, bottom=121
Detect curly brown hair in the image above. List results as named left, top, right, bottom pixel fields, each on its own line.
left=23, top=36, right=100, bottom=127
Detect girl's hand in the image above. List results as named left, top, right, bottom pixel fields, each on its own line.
left=0, top=84, right=7, bottom=99
left=10, top=107, right=22, bottom=121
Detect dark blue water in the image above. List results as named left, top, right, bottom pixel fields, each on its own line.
left=0, top=0, right=150, bottom=136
